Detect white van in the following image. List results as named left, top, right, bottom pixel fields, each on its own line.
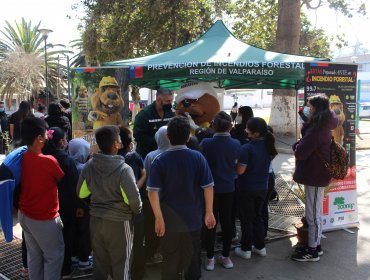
left=359, top=103, right=370, bottom=119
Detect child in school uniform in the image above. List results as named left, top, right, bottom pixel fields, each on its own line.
left=235, top=117, right=277, bottom=260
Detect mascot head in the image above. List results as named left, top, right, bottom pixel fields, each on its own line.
left=175, top=82, right=220, bottom=126
left=329, top=95, right=345, bottom=125
left=78, top=85, right=88, bottom=98
left=93, top=76, right=124, bottom=115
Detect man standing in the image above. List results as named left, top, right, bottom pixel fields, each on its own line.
left=0, top=101, right=8, bottom=154
left=133, top=88, right=174, bottom=158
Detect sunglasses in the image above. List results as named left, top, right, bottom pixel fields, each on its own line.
left=182, top=99, right=198, bottom=108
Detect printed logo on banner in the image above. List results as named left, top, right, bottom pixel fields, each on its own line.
left=338, top=216, right=345, bottom=222
left=330, top=218, right=335, bottom=224
left=323, top=219, right=327, bottom=225
left=333, top=196, right=355, bottom=214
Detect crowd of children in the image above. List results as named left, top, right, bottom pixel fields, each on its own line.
left=4, top=102, right=281, bottom=280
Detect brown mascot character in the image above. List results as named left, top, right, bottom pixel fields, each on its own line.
left=75, top=84, right=89, bottom=124
left=175, top=82, right=220, bottom=129
left=88, top=76, right=125, bottom=129
left=329, top=94, right=345, bottom=145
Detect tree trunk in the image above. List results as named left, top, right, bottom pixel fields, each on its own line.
left=270, top=0, right=301, bottom=137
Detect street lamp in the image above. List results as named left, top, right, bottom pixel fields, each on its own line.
left=38, top=28, right=53, bottom=107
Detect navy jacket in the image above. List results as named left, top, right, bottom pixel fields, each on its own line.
left=293, top=111, right=339, bottom=187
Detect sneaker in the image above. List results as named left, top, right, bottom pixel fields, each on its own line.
left=291, top=249, right=320, bottom=262
left=217, top=256, right=234, bottom=269
left=316, top=245, right=324, bottom=256
left=78, top=260, right=93, bottom=271
left=71, top=256, right=79, bottom=267
left=252, top=246, right=267, bottom=257
left=146, top=253, right=163, bottom=266
left=234, top=247, right=251, bottom=259
left=295, top=245, right=323, bottom=256
left=205, top=257, right=215, bottom=271
left=20, top=267, right=28, bottom=277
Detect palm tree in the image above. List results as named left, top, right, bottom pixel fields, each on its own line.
left=0, top=18, right=69, bottom=103
left=69, top=39, right=86, bottom=67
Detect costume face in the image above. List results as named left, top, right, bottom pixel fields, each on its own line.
left=176, top=93, right=220, bottom=125
left=95, top=86, right=123, bottom=115
left=79, top=87, right=88, bottom=97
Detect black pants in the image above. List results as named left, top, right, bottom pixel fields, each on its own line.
left=237, top=189, right=267, bottom=251
left=22, top=231, right=27, bottom=268
left=205, top=192, right=234, bottom=258
left=61, top=217, right=74, bottom=275
left=161, top=230, right=201, bottom=280
left=72, top=209, right=91, bottom=262
left=231, top=180, right=238, bottom=238
left=143, top=197, right=159, bottom=260
left=131, top=215, right=145, bottom=280
left=261, top=172, right=275, bottom=237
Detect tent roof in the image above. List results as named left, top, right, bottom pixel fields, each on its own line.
left=104, top=20, right=328, bottom=90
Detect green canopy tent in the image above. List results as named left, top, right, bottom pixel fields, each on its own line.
left=104, top=20, right=328, bottom=90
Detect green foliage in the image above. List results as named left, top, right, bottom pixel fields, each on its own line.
left=78, top=0, right=366, bottom=65
left=231, top=0, right=278, bottom=50
left=299, top=15, right=331, bottom=58
left=80, top=0, right=217, bottom=64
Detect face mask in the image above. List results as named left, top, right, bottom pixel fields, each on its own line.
left=0, top=108, right=4, bottom=112
left=235, top=116, right=242, bottom=124
left=303, top=106, right=311, bottom=119
left=162, top=103, right=172, bottom=111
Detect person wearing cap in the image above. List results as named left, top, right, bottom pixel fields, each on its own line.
left=133, top=88, right=174, bottom=158
left=175, top=82, right=220, bottom=130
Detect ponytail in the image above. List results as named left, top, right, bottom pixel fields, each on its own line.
left=264, top=131, right=278, bottom=159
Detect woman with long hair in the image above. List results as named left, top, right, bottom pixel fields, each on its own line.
left=235, top=117, right=277, bottom=260
left=291, top=94, right=338, bottom=262
left=45, top=103, right=72, bottom=140
left=9, top=101, right=33, bottom=142
left=230, top=106, right=254, bottom=145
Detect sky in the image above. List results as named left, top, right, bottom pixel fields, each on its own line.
left=0, top=0, right=369, bottom=59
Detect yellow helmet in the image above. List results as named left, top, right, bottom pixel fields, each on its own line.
left=99, top=76, right=119, bottom=88
left=329, top=94, right=342, bottom=104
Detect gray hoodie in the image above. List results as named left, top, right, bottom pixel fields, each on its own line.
left=77, top=152, right=142, bottom=221
left=144, top=125, right=171, bottom=175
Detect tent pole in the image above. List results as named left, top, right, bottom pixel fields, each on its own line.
left=295, top=86, right=298, bottom=141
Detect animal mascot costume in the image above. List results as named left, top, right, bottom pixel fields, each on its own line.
left=175, top=82, right=220, bottom=129
left=75, top=84, right=89, bottom=124
left=329, top=94, right=345, bottom=145
left=88, top=76, right=125, bottom=129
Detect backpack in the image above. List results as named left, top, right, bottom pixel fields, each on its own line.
left=316, top=137, right=349, bottom=180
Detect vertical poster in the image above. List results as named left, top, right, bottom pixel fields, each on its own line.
left=71, top=67, right=129, bottom=152
left=304, top=63, right=359, bottom=231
